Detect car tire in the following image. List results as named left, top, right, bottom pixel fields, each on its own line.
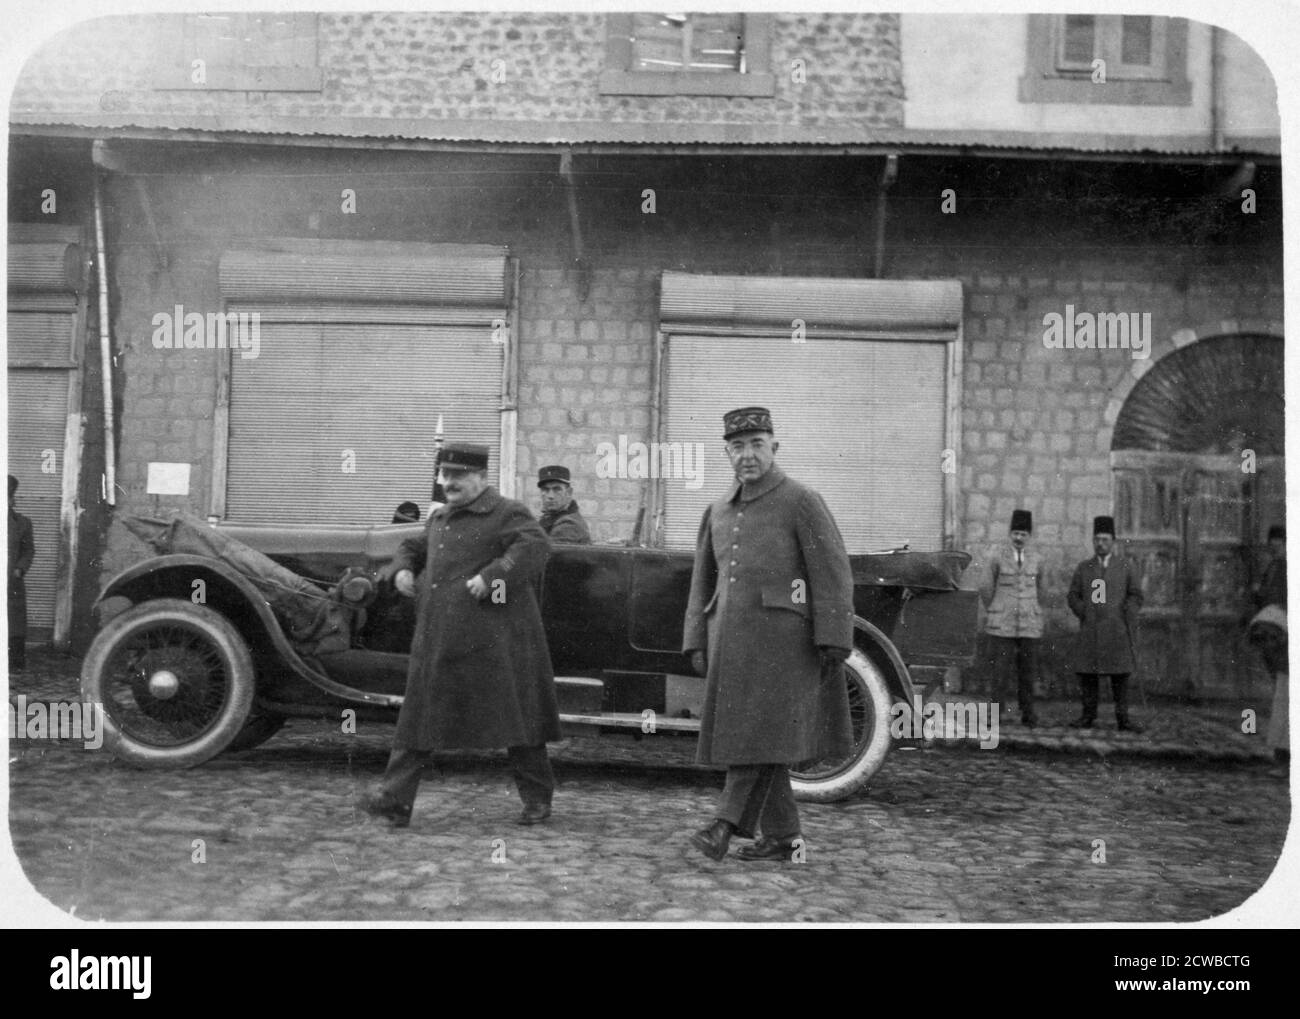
left=790, top=647, right=893, bottom=803
left=81, top=598, right=256, bottom=768
left=225, top=712, right=287, bottom=753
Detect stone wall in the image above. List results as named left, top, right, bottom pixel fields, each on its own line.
left=12, top=12, right=903, bottom=132
left=49, top=144, right=1280, bottom=693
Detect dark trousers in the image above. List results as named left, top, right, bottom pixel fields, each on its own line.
left=9, top=577, right=26, bottom=670
left=1077, top=673, right=1132, bottom=723
left=377, top=744, right=554, bottom=814
left=715, top=765, right=800, bottom=841
left=990, top=636, right=1038, bottom=721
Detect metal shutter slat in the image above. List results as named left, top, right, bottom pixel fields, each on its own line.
left=6, top=370, right=70, bottom=628
left=663, top=335, right=947, bottom=552
left=6, top=311, right=76, bottom=362
left=227, top=322, right=503, bottom=524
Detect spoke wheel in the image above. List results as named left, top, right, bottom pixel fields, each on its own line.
left=82, top=598, right=255, bottom=768
left=790, top=647, right=893, bottom=803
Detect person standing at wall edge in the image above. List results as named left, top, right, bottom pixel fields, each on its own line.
left=8, top=475, right=35, bottom=672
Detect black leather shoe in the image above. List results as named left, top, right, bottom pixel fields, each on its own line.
left=736, top=836, right=801, bottom=862
left=1068, top=716, right=1095, bottom=729
left=357, top=790, right=412, bottom=828
left=689, top=819, right=736, bottom=861
left=516, top=803, right=552, bottom=826
left=1116, top=719, right=1145, bottom=734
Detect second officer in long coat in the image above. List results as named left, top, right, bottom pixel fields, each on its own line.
left=683, top=407, right=854, bottom=862
left=358, top=442, right=561, bottom=827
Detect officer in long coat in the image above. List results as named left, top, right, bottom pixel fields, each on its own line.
left=358, top=442, right=561, bottom=827
left=683, top=407, right=854, bottom=862
left=9, top=475, right=35, bottom=672
left=1066, top=514, right=1144, bottom=732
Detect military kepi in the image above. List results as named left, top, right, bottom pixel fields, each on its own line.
left=440, top=441, right=489, bottom=472
left=1010, top=509, right=1032, bottom=533
left=537, top=465, right=572, bottom=487
left=1093, top=515, right=1116, bottom=536
left=723, top=406, right=774, bottom=439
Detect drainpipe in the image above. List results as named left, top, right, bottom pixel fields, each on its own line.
left=873, top=154, right=899, bottom=278
left=91, top=141, right=117, bottom=506
left=1210, top=25, right=1224, bottom=152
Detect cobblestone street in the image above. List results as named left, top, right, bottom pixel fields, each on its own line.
left=6, top=684, right=1292, bottom=925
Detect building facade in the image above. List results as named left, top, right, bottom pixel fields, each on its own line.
left=6, top=11, right=1283, bottom=701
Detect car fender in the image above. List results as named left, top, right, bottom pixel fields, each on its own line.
left=95, top=554, right=401, bottom=708
left=853, top=614, right=916, bottom=706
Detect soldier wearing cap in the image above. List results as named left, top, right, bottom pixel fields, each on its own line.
left=536, top=465, right=591, bottom=545
left=1066, top=514, right=1145, bottom=732
left=983, top=508, right=1043, bottom=726
left=358, top=442, right=561, bottom=827
left=682, top=406, right=854, bottom=863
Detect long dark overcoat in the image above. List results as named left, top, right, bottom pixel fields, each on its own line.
left=1066, top=554, right=1143, bottom=674
left=390, top=487, right=561, bottom=750
left=682, top=465, right=854, bottom=766
left=8, top=509, right=34, bottom=640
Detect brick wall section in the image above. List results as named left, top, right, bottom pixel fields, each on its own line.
left=515, top=266, right=657, bottom=544
left=12, top=12, right=904, bottom=131
left=899, top=249, right=1284, bottom=696
left=59, top=145, right=1282, bottom=696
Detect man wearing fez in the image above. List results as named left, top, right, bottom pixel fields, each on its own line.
left=8, top=475, right=35, bottom=672
left=358, top=442, right=561, bottom=827
left=984, top=509, right=1043, bottom=726
left=1249, top=524, right=1288, bottom=761
left=1067, top=515, right=1145, bottom=732
left=683, top=407, right=854, bottom=862
left=537, top=465, right=591, bottom=544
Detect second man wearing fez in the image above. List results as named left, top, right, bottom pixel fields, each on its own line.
left=683, top=406, right=855, bottom=863
left=358, top=441, right=562, bottom=827
left=537, top=465, right=592, bottom=544
left=984, top=509, right=1043, bottom=726
left=1066, top=515, right=1145, bottom=733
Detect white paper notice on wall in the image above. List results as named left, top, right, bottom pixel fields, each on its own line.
left=147, top=462, right=191, bottom=495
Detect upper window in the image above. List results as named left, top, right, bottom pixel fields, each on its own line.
left=1020, top=14, right=1190, bottom=105
left=153, top=13, right=323, bottom=92
left=600, top=13, right=775, bottom=97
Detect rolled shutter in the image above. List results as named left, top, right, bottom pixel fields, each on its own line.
left=221, top=245, right=509, bottom=524
left=7, top=237, right=86, bottom=631
left=659, top=273, right=961, bottom=553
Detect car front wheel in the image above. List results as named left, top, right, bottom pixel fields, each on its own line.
left=790, top=647, right=893, bottom=803
left=81, top=598, right=255, bottom=768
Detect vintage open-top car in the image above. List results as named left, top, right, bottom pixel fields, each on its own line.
left=82, top=513, right=978, bottom=802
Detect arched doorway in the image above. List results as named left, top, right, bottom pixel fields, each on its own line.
left=1110, top=333, right=1284, bottom=700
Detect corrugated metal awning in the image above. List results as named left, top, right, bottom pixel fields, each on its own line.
left=9, top=116, right=1281, bottom=159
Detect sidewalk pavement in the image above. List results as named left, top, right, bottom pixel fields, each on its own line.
left=922, top=689, right=1280, bottom=764
left=6, top=648, right=1285, bottom=765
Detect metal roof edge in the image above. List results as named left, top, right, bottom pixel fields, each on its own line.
left=8, top=116, right=1281, bottom=161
